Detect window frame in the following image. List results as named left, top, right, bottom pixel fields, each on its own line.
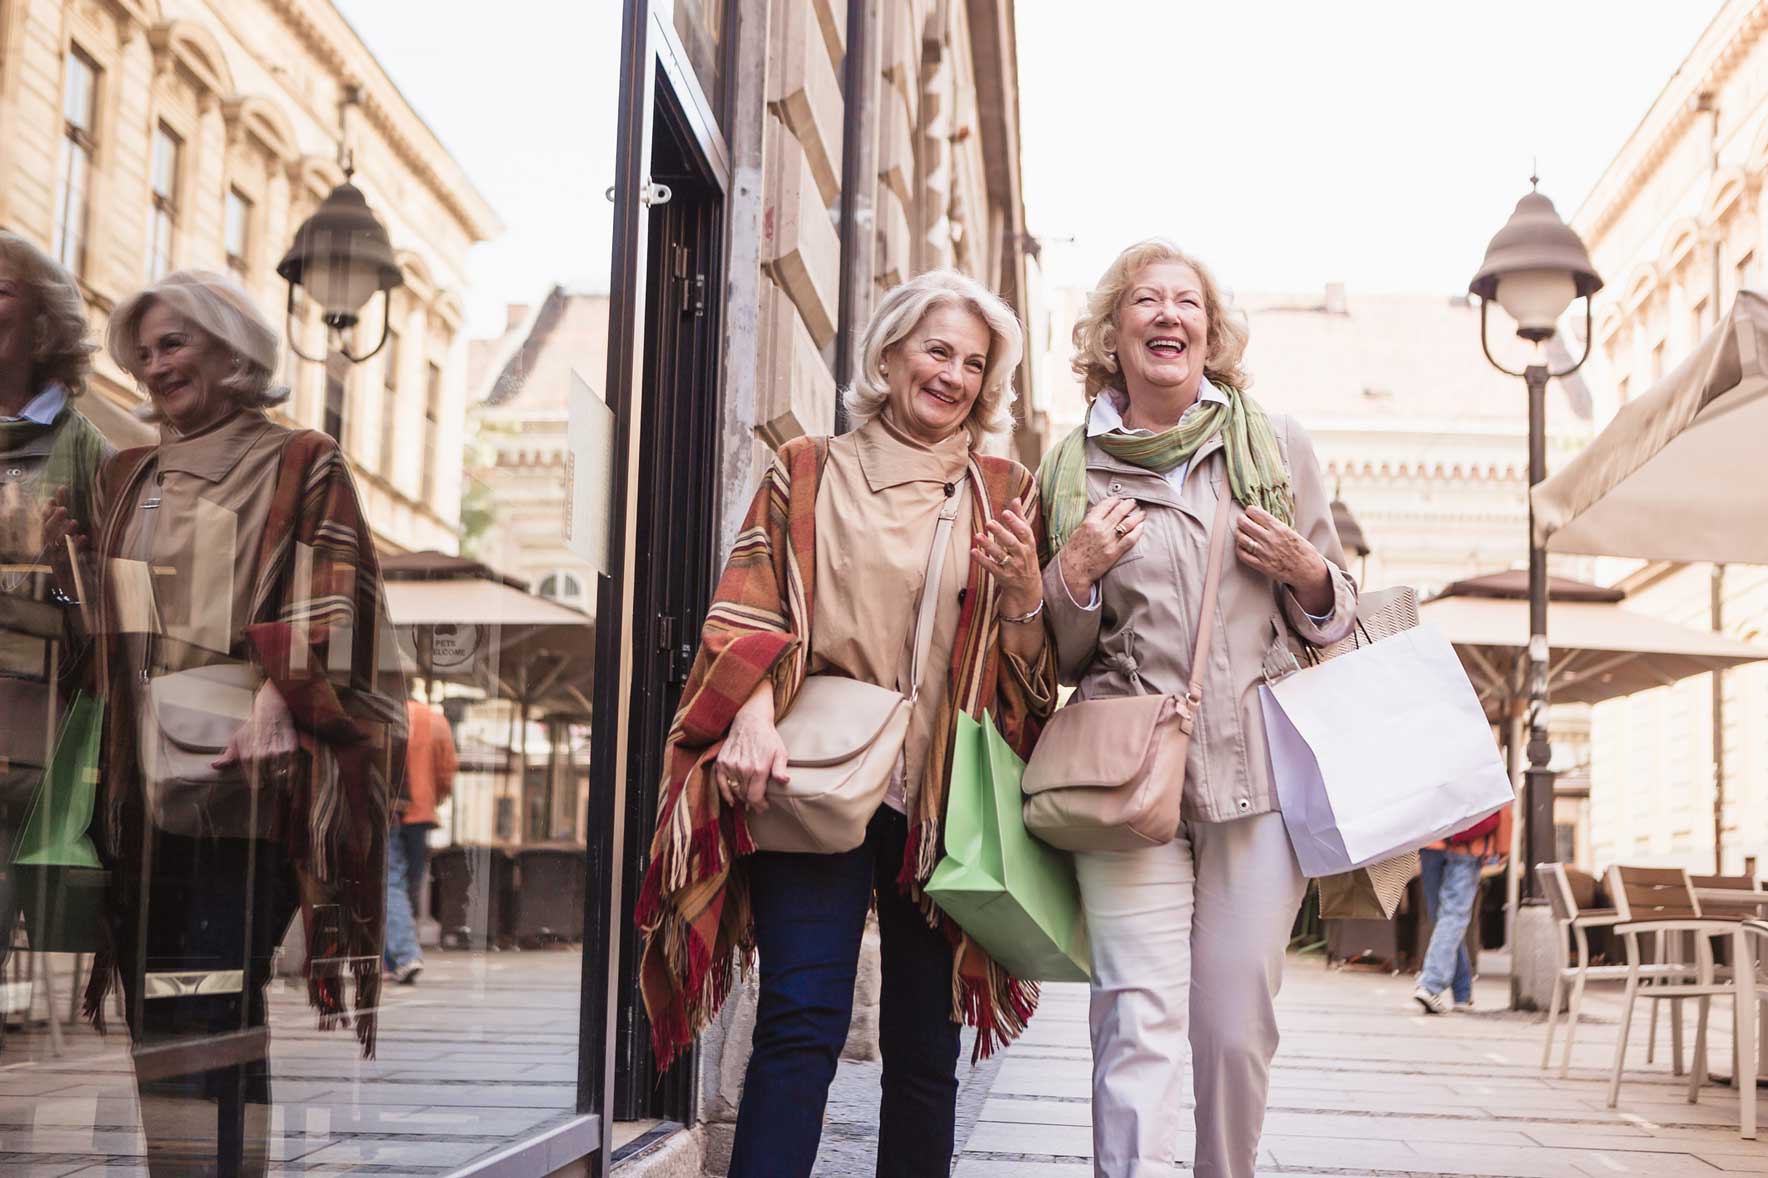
left=148, top=121, right=184, bottom=281
left=224, top=186, right=253, bottom=282
left=54, top=47, right=101, bottom=276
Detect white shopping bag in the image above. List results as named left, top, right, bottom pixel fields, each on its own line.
left=1260, top=620, right=1512, bottom=878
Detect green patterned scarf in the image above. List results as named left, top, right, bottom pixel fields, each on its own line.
left=1038, top=384, right=1293, bottom=557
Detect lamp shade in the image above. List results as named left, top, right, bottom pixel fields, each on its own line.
left=1469, top=189, right=1603, bottom=342
left=277, top=182, right=402, bottom=325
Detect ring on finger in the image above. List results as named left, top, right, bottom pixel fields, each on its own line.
left=1113, top=522, right=1129, bottom=537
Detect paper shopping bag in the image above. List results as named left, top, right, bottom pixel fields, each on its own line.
left=927, top=711, right=1089, bottom=982
left=1261, top=621, right=1512, bottom=878
left=1317, top=851, right=1419, bottom=920
left=13, top=692, right=107, bottom=953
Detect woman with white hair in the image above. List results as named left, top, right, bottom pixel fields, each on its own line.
left=636, top=269, right=1056, bottom=1177
left=1036, top=240, right=1357, bottom=1178
left=46, top=270, right=405, bottom=1175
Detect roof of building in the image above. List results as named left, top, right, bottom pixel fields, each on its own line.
left=469, top=289, right=611, bottom=410
left=1236, top=288, right=1594, bottom=430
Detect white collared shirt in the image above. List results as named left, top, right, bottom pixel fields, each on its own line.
left=1088, top=377, right=1229, bottom=496
left=0, top=384, right=68, bottom=425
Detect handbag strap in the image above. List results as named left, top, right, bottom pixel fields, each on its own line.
left=1181, top=486, right=1236, bottom=709
left=908, top=481, right=964, bottom=702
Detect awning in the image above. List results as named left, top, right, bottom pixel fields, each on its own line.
left=1534, top=289, right=1768, bottom=564
left=1421, top=593, right=1768, bottom=712
left=384, top=578, right=590, bottom=628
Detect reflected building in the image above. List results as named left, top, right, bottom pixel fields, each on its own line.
left=0, top=0, right=498, bottom=554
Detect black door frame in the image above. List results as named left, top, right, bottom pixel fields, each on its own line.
left=580, top=0, right=731, bottom=1169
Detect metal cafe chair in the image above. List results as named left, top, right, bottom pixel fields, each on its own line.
left=1605, top=865, right=1753, bottom=1136
left=1539, top=862, right=1635, bottom=1077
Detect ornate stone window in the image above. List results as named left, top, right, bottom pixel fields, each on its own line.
left=148, top=122, right=181, bottom=280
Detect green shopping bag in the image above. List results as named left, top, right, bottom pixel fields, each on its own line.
left=13, top=691, right=106, bottom=953
left=927, top=711, right=1090, bottom=981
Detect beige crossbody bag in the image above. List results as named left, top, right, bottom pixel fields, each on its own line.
left=1022, top=488, right=1233, bottom=852
left=745, top=480, right=965, bottom=855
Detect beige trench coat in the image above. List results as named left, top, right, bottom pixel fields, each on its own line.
left=1040, top=414, right=1358, bottom=824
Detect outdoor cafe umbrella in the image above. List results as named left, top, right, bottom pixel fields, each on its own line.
left=1533, top=289, right=1768, bottom=564
left=1421, top=570, right=1768, bottom=936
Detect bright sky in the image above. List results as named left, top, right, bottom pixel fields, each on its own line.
left=336, top=1, right=1725, bottom=335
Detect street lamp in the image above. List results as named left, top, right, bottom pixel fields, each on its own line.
left=276, top=177, right=403, bottom=364
left=1469, top=177, right=1602, bottom=1010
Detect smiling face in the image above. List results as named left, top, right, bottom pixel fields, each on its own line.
left=1114, top=260, right=1210, bottom=406
left=135, top=300, right=238, bottom=435
left=880, top=302, right=992, bottom=445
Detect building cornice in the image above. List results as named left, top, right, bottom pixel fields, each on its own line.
left=263, top=0, right=502, bottom=241
left=1574, top=0, right=1768, bottom=244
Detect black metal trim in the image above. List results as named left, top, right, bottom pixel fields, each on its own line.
left=580, top=3, right=658, bottom=1173
left=649, top=7, right=731, bottom=192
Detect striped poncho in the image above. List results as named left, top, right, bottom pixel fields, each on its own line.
left=83, top=425, right=406, bottom=1057
left=636, top=435, right=1057, bottom=1068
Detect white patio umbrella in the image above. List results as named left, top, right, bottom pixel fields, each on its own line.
left=1423, top=571, right=1768, bottom=945
left=1533, top=289, right=1768, bottom=564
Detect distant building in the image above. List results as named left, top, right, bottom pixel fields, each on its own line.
left=1571, top=0, right=1768, bottom=875
left=0, top=0, right=499, bottom=553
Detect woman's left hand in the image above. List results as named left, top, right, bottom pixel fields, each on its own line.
left=973, top=496, right=1043, bottom=616
left=1235, top=505, right=1329, bottom=593
left=213, top=682, right=299, bottom=770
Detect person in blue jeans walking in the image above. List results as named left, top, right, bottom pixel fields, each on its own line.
left=1413, top=806, right=1510, bottom=1014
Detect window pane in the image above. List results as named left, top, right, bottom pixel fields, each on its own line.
left=380, top=328, right=401, bottom=475
left=152, top=125, right=180, bottom=200
left=225, top=188, right=251, bottom=260
left=63, top=51, right=96, bottom=133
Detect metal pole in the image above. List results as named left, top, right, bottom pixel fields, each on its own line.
left=1714, top=563, right=1727, bottom=872
left=1522, top=362, right=1556, bottom=902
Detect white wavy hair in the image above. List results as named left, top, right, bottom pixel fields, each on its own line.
left=843, top=269, right=1023, bottom=445
left=107, top=270, right=289, bottom=421
left=1071, top=239, right=1250, bottom=399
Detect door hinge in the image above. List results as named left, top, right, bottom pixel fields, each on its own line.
left=673, top=246, right=706, bottom=318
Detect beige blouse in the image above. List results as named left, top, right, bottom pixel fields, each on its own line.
left=112, top=411, right=286, bottom=675
left=812, top=414, right=973, bottom=815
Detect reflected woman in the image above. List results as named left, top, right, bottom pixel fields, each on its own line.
left=0, top=231, right=109, bottom=982
left=49, top=271, right=405, bottom=1175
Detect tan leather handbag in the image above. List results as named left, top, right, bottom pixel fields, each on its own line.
left=746, top=482, right=964, bottom=855
left=1022, top=489, right=1232, bottom=852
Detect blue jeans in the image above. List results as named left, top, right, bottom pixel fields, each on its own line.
left=383, top=826, right=421, bottom=971
left=728, top=808, right=960, bottom=1178
left=1418, top=848, right=1480, bottom=1002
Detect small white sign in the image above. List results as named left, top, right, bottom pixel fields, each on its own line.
left=566, top=369, right=615, bottom=576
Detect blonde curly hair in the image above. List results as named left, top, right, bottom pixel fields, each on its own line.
left=0, top=230, right=95, bottom=397
left=843, top=269, right=1022, bottom=445
left=1071, top=239, right=1249, bottom=399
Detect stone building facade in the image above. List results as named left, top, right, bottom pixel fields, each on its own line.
left=0, top=0, right=497, bottom=553
left=1570, top=0, right=1768, bottom=876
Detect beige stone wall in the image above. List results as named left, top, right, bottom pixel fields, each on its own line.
left=1569, top=0, right=1768, bottom=876
left=0, top=0, right=496, bottom=554
left=750, top=0, right=1035, bottom=448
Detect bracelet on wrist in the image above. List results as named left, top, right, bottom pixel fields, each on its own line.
left=999, top=598, right=1045, bottom=625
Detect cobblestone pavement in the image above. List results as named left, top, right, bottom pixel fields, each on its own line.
left=949, top=952, right=1768, bottom=1176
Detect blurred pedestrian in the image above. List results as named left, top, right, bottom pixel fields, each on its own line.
left=636, top=270, right=1056, bottom=1178
left=384, top=696, right=457, bottom=984
left=1036, top=239, right=1358, bottom=1178
left=1413, top=805, right=1511, bottom=1014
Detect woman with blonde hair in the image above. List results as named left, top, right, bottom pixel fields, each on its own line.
left=0, top=230, right=109, bottom=983
left=637, top=269, right=1056, bottom=1177
left=46, top=270, right=405, bottom=1175
left=1037, top=240, right=1357, bottom=1177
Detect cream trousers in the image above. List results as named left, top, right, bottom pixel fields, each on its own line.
left=1073, top=811, right=1306, bottom=1178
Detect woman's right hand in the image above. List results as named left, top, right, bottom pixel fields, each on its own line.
left=1056, top=497, right=1145, bottom=603
left=714, top=682, right=789, bottom=812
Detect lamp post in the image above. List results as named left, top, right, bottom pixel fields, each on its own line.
left=275, top=93, right=403, bottom=443
left=1469, top=177, right=1603, bottom=1010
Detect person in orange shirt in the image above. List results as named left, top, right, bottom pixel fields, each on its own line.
left=384, top=697, right=459, bottom=983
